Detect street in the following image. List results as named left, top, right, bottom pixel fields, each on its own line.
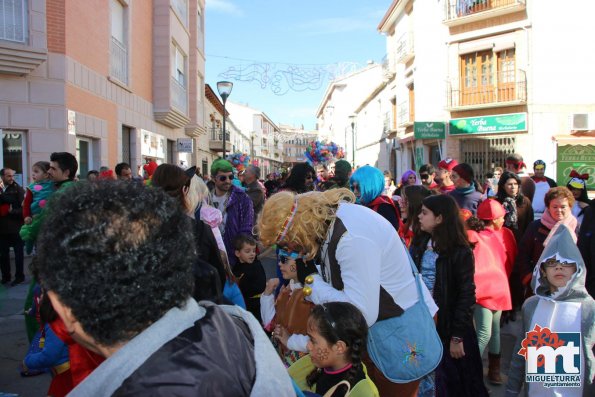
left=0, top=252, right=522, bottom=396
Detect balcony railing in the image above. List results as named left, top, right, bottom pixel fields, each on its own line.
left=110, top=37, right=128, bottom=84
left=447, top=69, right=527, bottom=109
left=395, top=31, right=414, bottom=63
left=209, top=127, right=230, bottom=142
left=444, top=0, right=526, bottom=23
left=170, top=76, right=187, bottom=115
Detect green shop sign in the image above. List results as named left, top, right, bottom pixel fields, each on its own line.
left=449, top=113, right=527, bottom=135
left=556, top=144, right=595, bottom=190
left=414, top=122, right=446, bottom=139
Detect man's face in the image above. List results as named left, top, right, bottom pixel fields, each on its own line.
left=1, top=169, right=15, bottom=185
left=533, top=166, right=545, bottom=178
left=119, top=167, right=132, bottom=181
left=244, top=170, right=256, bottom=184
left=420, top=172, right=434, bottom=186
left=48, top=161, right=69, bottom=182
left=329, top=163, right=335, bottom=177
left=214, top=171, right=234, bottom=193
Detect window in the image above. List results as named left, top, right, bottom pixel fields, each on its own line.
left=1, top=129, right=26, bottom=185
left=121, top=125, right=131, bottom=164
left=76, top=138, right=94, bottom=179
left=497, top=49, right=516, bottom=101
left=172, top=0, right=188, bottom=26
left=202, top=159, right=208, bottom=177
left=167, top=139, right=175, bottom=164
left=173, top=45, right=186, bottom=85
left=197, top=6, right=204, bottom=52
left=460, top=50, right=494, bottom=105
left=0, top=0, right=27, bottom=43
left=110, top=0, right=128, bottom=84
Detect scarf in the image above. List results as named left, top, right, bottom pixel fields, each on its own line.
left=502, top=196, right=518, bottom=230
left=455, top=185, right=476, bottom=195
left=540, top=210, right=578, bottom=246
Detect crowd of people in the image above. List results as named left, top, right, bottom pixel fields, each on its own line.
left=0, top=151, right=594, bottom=397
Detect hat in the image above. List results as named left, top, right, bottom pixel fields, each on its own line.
left=184, top=166, right=197, bottom=179
left=568, top=170, right=588, bottom=189
left=452, top=163, right=473, bottom=184
left=438, top=158, right=458, bottom=172
left=477, top=199, right=506, bottom=220
left=533, top=160, right=546, bottom=170
left=334, top=160, right=352, bottom=179
left=143, top=161, right=158, bottom=177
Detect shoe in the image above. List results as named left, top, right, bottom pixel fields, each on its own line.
left=10, top=277, right=24, bottom=286
left=488, top=353, right=503, bottom=385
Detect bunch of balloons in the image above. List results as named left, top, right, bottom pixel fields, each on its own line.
left=226, top=152, right=251, bottom=172
left=304, top=141, right=345, bottom=165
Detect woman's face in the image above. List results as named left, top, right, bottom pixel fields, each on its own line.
left=503, top=178, right=519, bottom=197
left=406, top=174, right=416, bottom=186
left=278, top=256, right=298, bottom=281
left=569, top=187, right=582, bottom=200
left=351, top=182, right=361, bottom=201
left=418, top=205, right=442, bottom=234
left=547, top=197, right=570, bottom=221
left=451, top=171, right=467, bottom=188
left=304, top=172, right=314, bottom=187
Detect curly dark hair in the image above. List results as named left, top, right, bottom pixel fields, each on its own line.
left=282, top=163, right=316, bottom=194
left=36, top=180, right=195, bottom=347
left=306, top=302, right=368, bottom=390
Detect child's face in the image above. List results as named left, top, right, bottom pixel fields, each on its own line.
left=278, top=255, right=298, bottom=281
left=306, top=318, right=344, bottom=370
left=31, top=166, right=48, bottom=182
left=235, top=243, right=256, bottom=264
left=543, top=261, right=577, bottom=291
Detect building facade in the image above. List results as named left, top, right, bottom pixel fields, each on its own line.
left=0, top=0, right=206, bottom=183
left=278, top=124, right=318, bottom=168
left=378, top=0, right=595, bottom=187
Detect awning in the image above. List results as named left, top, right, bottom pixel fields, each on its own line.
left=553, top=134, right=595, bottom=145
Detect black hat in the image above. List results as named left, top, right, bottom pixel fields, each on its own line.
left=184, top=166, right=197, bottom=179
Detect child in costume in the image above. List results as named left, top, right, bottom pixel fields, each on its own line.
left=289, top=302, right=379, bottom=397
left=261, top=248, right=316, bottom=366
left=505, top=224, right=595, bottom=397
left=22, top=292, right=72, bottom=397
left=20, top=161, right=54, bottom=254
left=232, top=234, right=266, bottom=320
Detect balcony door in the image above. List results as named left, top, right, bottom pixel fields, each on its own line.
left=460, top=50, right=494, bottom=105
left=497, top=49, right=516, bottom=101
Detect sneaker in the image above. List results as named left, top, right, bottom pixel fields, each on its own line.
left=10, top=277, right=24, bottom=287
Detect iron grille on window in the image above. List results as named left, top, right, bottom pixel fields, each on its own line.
left=460, top=136, right=516, bottom=179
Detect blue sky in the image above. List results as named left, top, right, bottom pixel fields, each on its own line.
left=205, top=0, right=394, bottom=130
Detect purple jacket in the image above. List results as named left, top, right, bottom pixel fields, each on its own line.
left=223, top=186, right=254, bottom=266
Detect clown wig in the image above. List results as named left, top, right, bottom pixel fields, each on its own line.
left=257, top=188, right=355, bottom=260
left=210, top=158, right=233, bottom=176
left=400, top=169, right=417, bottom=186
left=349, top=165, right=384, bottom=205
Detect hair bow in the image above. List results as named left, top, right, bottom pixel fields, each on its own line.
left=569, top=170, right=589, bottom=180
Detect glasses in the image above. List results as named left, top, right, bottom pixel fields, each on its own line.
left=217, top=175, right=234, bottom=182
left=542, top=259, right=576, bottom=269
left=420, top=174, right=429, bottom=180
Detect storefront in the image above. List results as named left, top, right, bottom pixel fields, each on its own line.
left=554, top=136, right=595, bottom=190
left=413, top=121, right=446, bottom=170
left=141, top=129, right=166, bottom=165
left=449, top=112, right=526, bottom=178
left=0, top=129, right=27, bottom=185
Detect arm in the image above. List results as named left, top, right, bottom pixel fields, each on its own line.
left=286, top=334, right=309, bottom=353
left=308, top=235, right=382, bottom=326
left=239, top=194, right=254, bottom=235
left=260, top=293, right=276, bottom=328
left=450, top=247, right=476, bottom=339
left=24, top=325, right=68, bottom=369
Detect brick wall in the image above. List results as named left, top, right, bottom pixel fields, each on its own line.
left=47, top=0, right=65, bottom=53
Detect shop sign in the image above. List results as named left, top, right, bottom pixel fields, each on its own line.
left=449, top=113, right=527, bottom=135
left=556, top=144, right=595, bottom=189
left=177, top=138, right=193, bottom=153
left=414, top=122, right=446, bottom=139
left=68, top=110, right=76, bottom=135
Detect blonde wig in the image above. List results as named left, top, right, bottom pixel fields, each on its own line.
left=258, top=188, right=356, bottom=259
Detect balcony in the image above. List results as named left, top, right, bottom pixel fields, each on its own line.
left=447, top=69, right=527, bottom=110
left=381, top=54, right=395, bottom=79
left=110, top=37, right=128, bottom=85
left=208, top=127, right=232, bottom=152
left=444, top=0, right=526, bottom=26
left=395, top=31, right=414, bottom=64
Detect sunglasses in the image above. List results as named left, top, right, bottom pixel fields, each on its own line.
left=217, top=175, right=234, bottom=182
left=420, top=174, right=429, bottom=179
left=278, top=248, right=301, bottom=263
left=542, top=260, right=576, bottom=269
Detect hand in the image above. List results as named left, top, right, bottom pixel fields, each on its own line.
left=24, top=216, right=32, bottom=225
left=450, top=340, right=465, bottom=359
left=263, top=278, right=279, bottom=295
left=274, top=325, right=290, bottom=347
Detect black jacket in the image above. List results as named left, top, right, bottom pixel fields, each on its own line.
left=192, top=218, right=226, bottom=289
left=113, top=304, right=257, bottom=396
left=0, top=181, right=24, bottom=235
left=410, top=234, right=476, bottom=342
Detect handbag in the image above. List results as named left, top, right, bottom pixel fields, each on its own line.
left=366, top=250, right=443, bottom=383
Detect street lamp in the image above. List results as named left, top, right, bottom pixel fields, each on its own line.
left=217, top=81, right=233, bottom=159
left=349, top=115, right=356, bottom=168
